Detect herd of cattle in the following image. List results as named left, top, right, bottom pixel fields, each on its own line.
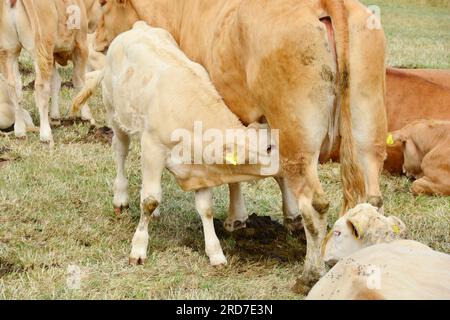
left=0, top=0, right=449, bottom=299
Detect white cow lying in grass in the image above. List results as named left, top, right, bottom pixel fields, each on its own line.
left=307, top=204, right=450, bottom=299
left=0, top=74, right=34, bottom=131
left=71, top=21, right=278, bottom=266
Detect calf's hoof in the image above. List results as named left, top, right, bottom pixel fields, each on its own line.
left=209, top=253, right=227, bottom=267
left=284, top=215, right=304, bottom=233
left=50, top=118, right=61, bottom=127
left=223, top=218, right=247, bottom=232
left=129, top=256, right=147, bottom=266
left=141, top=196, right=159, bottom=215
left=312, top=194, right=330, bottom=214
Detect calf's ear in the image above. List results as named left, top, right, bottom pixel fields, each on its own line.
left=387, top=216, right=406, bottom=237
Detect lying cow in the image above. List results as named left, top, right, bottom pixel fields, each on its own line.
left=0, top=0, right=101, bottom=142
left=307, top=204, right=450, bottom=299
left=71, top=21, right=278, bottom=266
left=391, top=120, right=450, bottom=196
left=0, top=74, right=34, bottom=131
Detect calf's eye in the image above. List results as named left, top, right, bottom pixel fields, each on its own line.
left=333, top=230, right=341, bottom=237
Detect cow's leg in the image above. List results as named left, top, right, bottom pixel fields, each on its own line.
left=34, top=58, right=54, bottom=143
left=112, top=125, right=130, bottom=215
left=348, top=6, right=388, bottom=213
left=275, top=177, right=302, bottom=231
left=50, top=64, right=61, bottom=123
left=129, top=132, right=164, bottom=265
left=195, top=188, right=227, bottom=266
left=2, top=49, right=27, bottom=138
left=72, top=41, right=94, bottom=124
left=224, top=183, right=248, bottom=232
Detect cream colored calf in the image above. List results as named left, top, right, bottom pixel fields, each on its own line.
left=307, top=240, right=450, bottom=300
left=71, top=22, right=278, bottom=266
left=307, top=204, right=450, bottom=299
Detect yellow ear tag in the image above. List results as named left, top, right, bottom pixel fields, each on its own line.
left=392, top=224, right=400, bottom=235
left=226, top=152, right=239, bottom=166
left=386, top=133, right=394, bottom=146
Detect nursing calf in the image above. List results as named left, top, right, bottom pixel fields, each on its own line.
left=392, top=120, right=450, bottom=196
left=71, top=22, right=278, bottom=266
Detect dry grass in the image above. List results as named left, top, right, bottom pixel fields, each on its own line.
left=0, top=1, right=449, bottom=300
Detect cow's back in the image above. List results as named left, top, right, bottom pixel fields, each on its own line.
left=386, top=68, right=450, bottom=131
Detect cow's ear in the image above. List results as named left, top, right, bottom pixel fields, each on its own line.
left=346, top=218, right=363, bottom=239
left=346, top=207, right=373, bottom=240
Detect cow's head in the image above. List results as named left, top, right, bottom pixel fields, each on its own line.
left=95, top=0, right=139, bottom=53
left=322, top=204, right=406, bottom=265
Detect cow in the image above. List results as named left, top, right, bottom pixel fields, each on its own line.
left=0, top=0, right=101, bottom=143
left=71, top=21, right=279, bottom=267
left=94, top=0, right=388, bottom=292
left=309, top=203, right=450, bottom=300
left=307, top=240, right=450, bottom=300
left=391, top=120, right=450, bottom=196
left=0, top=74, right=34, bottom=131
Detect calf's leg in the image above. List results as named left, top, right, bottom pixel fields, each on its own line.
left=276, top=177, right=302, bottom=231
left=112, top=126, right=130, bottom=215
left=196, top=188, right=227, bottom=266
left=34, top=59, right=53, bottom=143
left=129, top=132, right=165, bottom=265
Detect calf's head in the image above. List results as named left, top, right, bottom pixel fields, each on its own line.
left=322, top=204, right=406, bottom=265
left=95, top=0, right=139, bottom=52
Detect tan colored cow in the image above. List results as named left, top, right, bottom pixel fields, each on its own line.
left=94, top=0, right=388, bottom=291
left=0, top=0, right=101, bottom=142
left=392, top=120, right=450, bottom=196
left=71, top=22, right=278, bottom=266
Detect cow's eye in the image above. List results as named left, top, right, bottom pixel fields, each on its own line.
left=333, top=230, right=341, bottom=237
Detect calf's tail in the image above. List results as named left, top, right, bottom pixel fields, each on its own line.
left=71, top=70, right=104, bottom=114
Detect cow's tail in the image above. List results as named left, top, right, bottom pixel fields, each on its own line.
left=71, top=70, right=104, bottom=114
left=22, top=0, right=53, bottom=80
left=322, top=0, right=365, bottom=212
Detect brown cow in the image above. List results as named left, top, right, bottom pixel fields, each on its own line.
left=384, top=68, right=450, bottom=174
left=94, top=0, right=388, bottom=290
left=0, top=0, right=101, bottom=142
left=392, top=120, right=450, bottom=196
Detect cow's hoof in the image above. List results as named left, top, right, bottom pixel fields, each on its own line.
left=224, top=218, right=247, bottom=232
left=141, top=196, right=159, bottom=215
left=292, top=273, right=321, bottom=296
left=284, top=215, right=304, bottom=233
left=114, top=204, right=129, bottom=216
left=209, top=253, right=227, bottom=267
left=367, top=196, right=383, bottom=209
left=129, top=256, right=147, bottom=265
left=312, top=194, right=330, bottom=214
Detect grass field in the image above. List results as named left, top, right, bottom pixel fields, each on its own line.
left=1, top=1, right=449, bottom=299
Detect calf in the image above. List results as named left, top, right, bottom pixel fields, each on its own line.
left=392, top=120, right=450, bottom=196
left=71, top=22, right=278, bottom=266
left=307, top=240, right=450, bottom=300
left=0, top=0, right=100, bottom=142
left=308, top=204, right=450, bottom=299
